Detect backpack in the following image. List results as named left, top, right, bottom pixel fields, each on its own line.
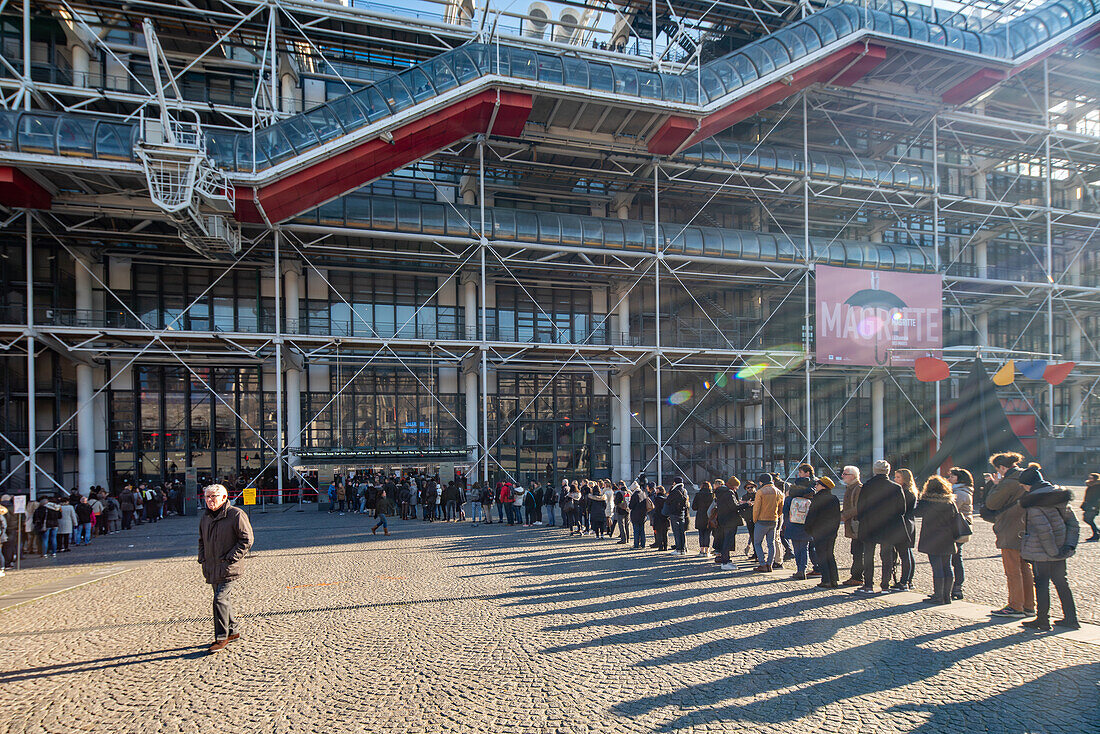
left=789, top=497, right=811, bottom=525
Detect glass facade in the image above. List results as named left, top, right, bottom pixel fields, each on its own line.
left=491, top=372, right=611, bottom=485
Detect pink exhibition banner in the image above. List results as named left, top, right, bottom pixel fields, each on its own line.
left=815, top=265, right=942, bottom=367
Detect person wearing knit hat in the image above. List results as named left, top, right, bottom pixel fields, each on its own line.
left=1019, top=463, right=1080, bottom=631
left=804, top=476, right=842, bottom=588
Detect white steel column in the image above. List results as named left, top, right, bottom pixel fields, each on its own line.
left=76, top=251, right=95, bottom=495
left=932, top=114, right=941, bottom=450
left=71, top=44, right=90, bottom=87
left=802, top=93, right=812, bottom=464
left=618, top=373, right=631, bottom=481
left=614, top=283, right=631, bottom=481
left=1044, top=59, right=1055, bottom=435
left=26, top=214, right=36, bottom=499
left=871, top=379, right=885, bottom=463
left=274, top=230, right=284, bottom=504
left=653, top=162, right=664, bottom=482
left=463, top=270, right=478, bottom=465
left=284, top=260, right=302, bottom=485
left=479, top=137, right=490, bottom=484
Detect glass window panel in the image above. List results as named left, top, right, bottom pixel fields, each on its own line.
left=401, top=67, right=436, bottom=102
left=588, top=62, right=613, bottom=91
left=509, top=48, right=538, bottom=79
left=537, top=54, right=563, bottom=85
left=730, top=54, right=758, bottom=85
left=562, top=57, right=589, bottom=87
left=94, top=122, right=131, bottom=160
left=304, top=105, right=344, bottom=142
left=373, top=77, right=414, bottom=111
left=449, top=49, right=481, bottom=82
left=422, top=57, right=458, bottom=94
left=612, top=67, right=638, bottom=96
left=637, top=70, right=661, bottom=99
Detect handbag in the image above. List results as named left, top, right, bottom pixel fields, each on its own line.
left=707, top=507, right=718, bottom=530
left=644, top=496, right=655, bottom=513
left=953, top=510, right=973, bottom=544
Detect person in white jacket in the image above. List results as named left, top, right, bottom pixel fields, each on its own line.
left=948, top=467, right=975, bottom=600
left=58, top=500, right=78, bottom=553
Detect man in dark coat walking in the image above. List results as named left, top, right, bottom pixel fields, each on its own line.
left=198, top=484, right=254, bottom=653
left=854, top=459, right=906, bottom=594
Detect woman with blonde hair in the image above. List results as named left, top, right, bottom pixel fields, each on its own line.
left=890, top=468, right=919, bottom=591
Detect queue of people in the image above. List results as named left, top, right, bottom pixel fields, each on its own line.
left=349, top=454, right=1084, bottom=633
left=0, top=482, right=182, bottom=572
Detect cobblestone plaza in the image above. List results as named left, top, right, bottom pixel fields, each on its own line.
left=2, top=510, right=1097, bottom=733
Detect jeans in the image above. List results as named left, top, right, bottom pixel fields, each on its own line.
left=513, top=505, right=524, bottom=524
left=40, top=527, right=57, bottom=555
left=373, top=514, right=388, bottom=532
left=812, top=534, right=839, bottom=586
left=928, top=553, right=954, bottom=598
left=793, top=539, right=810, bottom=574
left=614, top=514, right=629, bottom=541
left=884, top=544, right=915, bottom=586
left=77, top=522, right=93, bottom=545
left=504, top=504, right=516, bottom=524
left=359, top=496, right=367, bottom=513
left=1001, top=548, right=1036, bottom=612
left=1031, top=559, right=1077, bottom=623
left=670, top=516, right=687, bottom=551
left=718, top=527, right=738, bottom=561
left=950, top=550, right=965, bottom=592
left=496, top=503, right=505, bottom=523
left=122, top=511, right=134, bottom=530
left=543, top=505, right=555, bottom=526
left=445, top=500, right=458, bottom=520
left=698, top=527, right=712, bottom=549
left=632, top=519, right=646, bottom=548
left=471, top=503, right=482, bottom=522
left=212, top=579, right=238, bottom=640
left=753, top=522, right=777, bottom=565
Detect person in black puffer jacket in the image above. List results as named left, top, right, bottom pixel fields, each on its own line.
left=628, top=482, right=649, bottom=549
left=915, top=475, right=961, bottom=605
left=692, top=482, right=715, bottom=557
left=1082, top=472, right=1099, bottom=542
left=666, top=481, right=690, bottom=555
left=650, top=486, right=669, bottom=551
left=714, top=479, right=742, bottom=569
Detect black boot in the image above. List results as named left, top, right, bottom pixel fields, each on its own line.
left=924, top=576, right=944, bottom=604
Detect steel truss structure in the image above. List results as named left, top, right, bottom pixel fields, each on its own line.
left=1, top=0, right=1098, bottom=497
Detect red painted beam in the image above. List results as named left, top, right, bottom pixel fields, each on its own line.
left=943, top=20, right=1100, bottom=105
left=941, top=68, right=1006, bottom=105
left=236, top=90, right=532, bottom=223
left=0, top=166, right=51, bottom=209
left=648, top=116, right=696, bottom=156
left=832, top=44, right=889, bottom=87
left=655, top=43, right=888, bottom=153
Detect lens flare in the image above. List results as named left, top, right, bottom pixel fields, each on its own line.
left=733, top=345, right=808, bottom=381
left=736, top=363, right=769, bottom=379
left=667, top=389, right=692, bottom=405
left=713, top=373, right=729, bottom=388
left=703, top=380, right=711, bottom=389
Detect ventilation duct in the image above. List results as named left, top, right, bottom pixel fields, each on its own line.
left=554, top=9, right=580, bottom=44
left=523, top=3, right=550, bottom=39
